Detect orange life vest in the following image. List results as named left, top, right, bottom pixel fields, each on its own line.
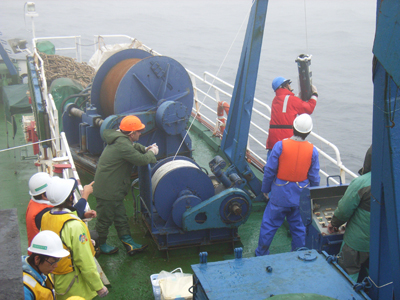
left=277, top=139, right=314, bottom=182
left=26, top=199, right=53, bottom=246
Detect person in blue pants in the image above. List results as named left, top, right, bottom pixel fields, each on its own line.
left=256, top=114, right=320, bottom=256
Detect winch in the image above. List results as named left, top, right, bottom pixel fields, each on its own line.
left=138, top=155, right=252, bottom=250
left=62, top=48, right=193, bottom=160
left=60, top=47, right=257, bottom=250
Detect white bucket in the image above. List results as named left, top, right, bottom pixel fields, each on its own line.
left=150, top=274, right=161, bottom=300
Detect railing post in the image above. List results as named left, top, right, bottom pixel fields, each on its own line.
left=191, top=75, right=200, bottom=115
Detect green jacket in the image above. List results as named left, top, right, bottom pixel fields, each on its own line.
left=331, top=172, right=371, bottom=252
left=93, top=130, right=157, bottom=200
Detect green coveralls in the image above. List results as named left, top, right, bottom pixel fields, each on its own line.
left=93, top=129, right=157, bottom=245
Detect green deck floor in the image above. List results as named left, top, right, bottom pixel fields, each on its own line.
left=0, top=101, right=292, bottom=299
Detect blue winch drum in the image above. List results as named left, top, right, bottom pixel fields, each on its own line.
left=151, top=159, right=214, bottom=222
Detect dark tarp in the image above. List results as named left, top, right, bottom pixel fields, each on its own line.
left=2, top=83, right=31, bottom=138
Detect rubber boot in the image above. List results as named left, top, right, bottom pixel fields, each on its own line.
left=99, top=243, right=119, bottom=255
left=120, top=235, right=148, bottom=256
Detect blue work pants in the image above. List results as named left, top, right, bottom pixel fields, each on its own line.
left=255, top=202, right=305, bottom=256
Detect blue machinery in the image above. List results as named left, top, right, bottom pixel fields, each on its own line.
left=63, top=49, right=193, bottom=159
left=189, top=0, right=400, bottom=299
left=136, top=0, right=268, bottom=249
left=192, top=249, right=369, bottom=300
left=62, top=35, right=261, bottom=248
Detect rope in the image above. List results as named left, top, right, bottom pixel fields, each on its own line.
left=300, top=1, right=333, bottom=180
left=367, top=276, right=393, bottom=289
left=0, top=138, right=56, bottom=153
left=303, top=0, right=309, bottom=52
left=172, top=1, right=255, bottom=160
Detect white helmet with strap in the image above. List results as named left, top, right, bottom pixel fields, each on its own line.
left=29, top=172, right=51, bottom=196
left=46, top=177, right=76, bottom=206
left=27, top=230, right=69, bottom=258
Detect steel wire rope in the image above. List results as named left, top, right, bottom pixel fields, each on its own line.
left=0, top=138, right=56, bottom=153
left=301, top=0, right=335, bottom=183
left=172, top=1, right=255, bottom=161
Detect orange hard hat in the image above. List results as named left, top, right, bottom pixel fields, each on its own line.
left=119, top=115, right=145, bottom=132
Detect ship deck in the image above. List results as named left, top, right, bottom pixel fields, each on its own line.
left=0, top=101, right=292, bottom=299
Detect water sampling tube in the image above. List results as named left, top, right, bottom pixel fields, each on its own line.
left=295, top=54, right=312, bottom=101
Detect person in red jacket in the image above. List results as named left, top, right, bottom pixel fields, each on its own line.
left=26, top=172, right=54, bottom=246
left=266, top=76, right=318, bottom=153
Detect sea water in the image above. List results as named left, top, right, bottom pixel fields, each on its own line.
left=1, top=0, right=376, bottom=177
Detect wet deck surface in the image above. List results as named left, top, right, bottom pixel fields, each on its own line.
left=0, top=102, right=291, bottom=299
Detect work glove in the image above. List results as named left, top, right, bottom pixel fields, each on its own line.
left=145, top=143, right=157, bottom=151
left=148, top=144, right=159, bottom=156
left=311, top=85, right=318, bottom=97
left=97, top=286, right=109, bottom=298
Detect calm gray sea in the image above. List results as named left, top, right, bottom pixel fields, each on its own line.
left=1, top=0, right=376, bottom=178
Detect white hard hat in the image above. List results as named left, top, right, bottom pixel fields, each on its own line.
left=46, top=177, right=75, bottom=206
left=27, top=230, right=69, bottom=258
left=29, top=172, right=52, bottom=196
left=293, top=114, right=313, bottom=134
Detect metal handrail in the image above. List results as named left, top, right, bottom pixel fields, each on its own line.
left=186, top=70, right=357, bottom=184
left=32, top=35, right=88, bottom=193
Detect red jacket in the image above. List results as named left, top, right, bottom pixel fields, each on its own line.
left=266, top=88, right=317, bottom=150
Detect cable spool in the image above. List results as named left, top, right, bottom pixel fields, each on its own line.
left=100, top=58, right=142, bottom=117
left=152, top=160, right=198, bottom=196
left=90, top=49, right=153, bottom=118
left=151, top=159, right=215, bottom=222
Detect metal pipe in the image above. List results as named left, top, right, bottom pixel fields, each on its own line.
left=70, top=107, right=84, bottom=118
left=69, top=107, right=104, bottom=127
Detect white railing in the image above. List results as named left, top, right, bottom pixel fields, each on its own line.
left=33, top=36, right=82, bottom=62
left=32, top=36, right=87, bottom=196
left=187, top=71, right=358, bottom=184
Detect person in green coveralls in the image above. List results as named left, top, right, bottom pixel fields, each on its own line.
left=41, top=177, right=108, bottom=299
left=328, top=145, right=372, bottom=282
left=93, top=115, right=158, bottom=255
